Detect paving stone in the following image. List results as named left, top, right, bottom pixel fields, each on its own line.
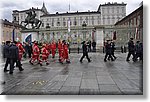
left=99, top=84, right=122, bottom=95
left=80, top=79, right=99, bottom=89
left=63, top=77, right=82, bottom=86
left=79, top=89, right=100, bottom=95
left=59, top=86, right=79, bottom=95
left=97, top=76, right=115, bottom=85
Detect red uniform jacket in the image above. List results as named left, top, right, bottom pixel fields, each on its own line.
left=32, top=44, right=40, bottom=56
left=16, top=42, right=25, bottom=60
left=51, top=42, right=56, bottom=50
left=62, top=44, right=69, bottom=59
left=41, top=47, right=49, bottom=58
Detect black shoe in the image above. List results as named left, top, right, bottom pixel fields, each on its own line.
left=46, top=63, right=49, bottom=65
left=126, top=59, right=130, bottom=61
left=80, top=60, right=83, bottom=63
left=88, top=60, right=91, bottom=62
left=40, top=63, right=43, bottom=66
left=66, top=60, right=70, bottom=63
left=19, top=68, right=24, bottom=71
left=9, top=72, right=13, bottom=74
left=4, top=69, right=9, bottom=72
left=104, top=59, right=107, bottom=62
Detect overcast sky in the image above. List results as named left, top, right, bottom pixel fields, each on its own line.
left=0, top=0, right=143, bottom=21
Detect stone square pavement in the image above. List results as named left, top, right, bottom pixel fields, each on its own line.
left=0, top=53, right=143, bottom=95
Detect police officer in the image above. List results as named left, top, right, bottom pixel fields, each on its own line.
left=80, top=41, right=91, bottom=63
left=9, top=41, right=24, bottom=74
left=104, top=40, right=114, bottom=62
left=126, top=38, right=135, bottom=61
left=109, top=40, right=117, bottom=60
left=3, top=41, right=11, bottom=72
left=134, top=41, right=142, bottom=61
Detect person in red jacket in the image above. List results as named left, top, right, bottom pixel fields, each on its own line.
left=51, top=40, right=56, bottom=58
left=29, top=41, right=41, bottom=65
left=57, top=39, right=63, bottom=61
left=60, top=40, right=70, bottom=64
left=16, top=40, right=25, bottom=70
left=40, top=44, right=49, bottom=66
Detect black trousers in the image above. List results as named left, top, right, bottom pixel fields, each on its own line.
left=10, top=58, right=23, bottom=73
left=104, top=53, right=114, bottom=61
left=80, top=53, right=91, bottom=62
left=4, top=58, right=10, bottom=71
left=126, top=51, right=135, bottom=61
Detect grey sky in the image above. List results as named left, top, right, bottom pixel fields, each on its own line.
left=0, top=0, right=143, bottom=21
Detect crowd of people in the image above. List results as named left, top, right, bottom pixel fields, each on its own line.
left=2, top=39, right=71, bottom=74
left=1, top=37, right=143, bottom=74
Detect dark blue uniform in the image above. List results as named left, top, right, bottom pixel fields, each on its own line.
left=9, top=43, right=23, bottom=74
left=80, top=42, right=91, bottom=63
left=126, top=39, right=135, bottom=61
left=104, top=42, right=114, bottom=62
left=3, top=43, right=10, bottom=72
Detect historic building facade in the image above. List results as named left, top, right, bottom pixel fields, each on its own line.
left=0, top=19, right=22, bottom=42
left=12, top=2, right=126, bottom=49
left=115, top=4, right=143, bottom=47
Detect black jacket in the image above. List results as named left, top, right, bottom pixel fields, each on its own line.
left=9, top=44, right=19, bottom=59
left=128, top=40, right=135, bottom=52
left=82, top=44, right=88, bottom=54
left=3, top=44, right=10, bottom=58
left=105, top=43, right=112, bottom=54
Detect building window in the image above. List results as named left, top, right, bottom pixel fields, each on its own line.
left=98, top=16, right=100, bottom=24
left=63, top=18, right=66, bottom=26
left=74, top=17, right=77, bottom=26
left=52, top=18, right=54, bottom=27
left=80, top=17, right=83, bottom=25
left=85, top=16, right=88, bottom=25
left=92, top=16, right=94, bottom=25
left=107, top=7, right=109, bottom=13
left=42, top=23, right=44, bottom=27
left=117, top=7, right=119, bottom=13
left=14, top=16, right=16, bottom=21
left=122, top=7, right=124, bottom=13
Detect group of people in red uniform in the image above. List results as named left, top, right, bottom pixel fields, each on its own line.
left=29, top=39, right=70, bottom=66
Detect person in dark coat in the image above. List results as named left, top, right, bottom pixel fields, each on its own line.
left=92, top=40, right=96, bottom=52
left=126, top=38, right=135, bottom=61
left=9, top=41, right=24, bottom=74
left=109, top=40, right=117, bottom=60
left=87, top=40, right=91, bottom=52
left=104, top=40, right=114, bottom=62
left=134, top=41, right=143, bottom=61
left=3, top=41, right=11, bottom=72
left=80, top=41, right=91, bottom=63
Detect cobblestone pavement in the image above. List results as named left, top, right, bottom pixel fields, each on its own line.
left=0, top=53, right=143, bottom=95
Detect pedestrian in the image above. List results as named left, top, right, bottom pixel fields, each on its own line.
left=134, top=41, right=142, bottom=61
left=16, top=40, right=25, bottom=67
left=87, top=40, right=91, bottom=52
left=109, top=40, right=117, bottom=60
left=92, top=40, right=96, bottom=52
left=29, top=41, right=41, bottom=65
left=60, top=40, right=70, bottom=64
left=57, top=39, right=63, bottom=61
left=51, top=40, right=56, bottom=58
left=104, top=40, right=114, bottom=62
left=121, top=46, right=123, bottom=53
left=80, top=41, right=91, bottom=63
left=40, top=44, right=49, bottom=66
left=3, top=41, right=11, bottom=72
left=139, top=42, right=143, bottom=61
left=126, top=38, right=136, bottom=61
left=27, top=42, right=32, bottom=58
left=9, top=41, right=24, bottom=74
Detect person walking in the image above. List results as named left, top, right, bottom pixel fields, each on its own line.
left=3, top=41, right=11, bottom=72
left=9, top=41, right=24, bottom=74
left=51, top=40, right=56, bottom=58
left=29, top=41, right=41, bottom=65
left=126, top=38, right=135, bottom=61
left=57, top=39, right=63, bottom=62
left=104, top=40, right=114, bottom=62
left=40, top=44, right=49, bottom=66
left=80, top=41, right=91, bottom=63
left=60, top=40, right=70, bottom=64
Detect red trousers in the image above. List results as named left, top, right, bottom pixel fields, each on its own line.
left=40, top=56, right=49, bottom=64
left=31, top=55, right=41, bottom=63
left=51, top=49, right=56, bottom=57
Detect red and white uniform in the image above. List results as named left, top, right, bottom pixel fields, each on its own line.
left=60, top=43, right=70, bottom=63
left=16, top=42, right=25, bottom=61
left=51, top=42, right=56, bottom=58
left=40, top=46, right=49, bottom=65
left=58, top=41, right=63, bottom=59
left=30, top=43, right=41, bottom=64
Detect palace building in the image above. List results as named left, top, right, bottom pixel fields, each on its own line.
left=12, top=2, right=126, bottom=49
